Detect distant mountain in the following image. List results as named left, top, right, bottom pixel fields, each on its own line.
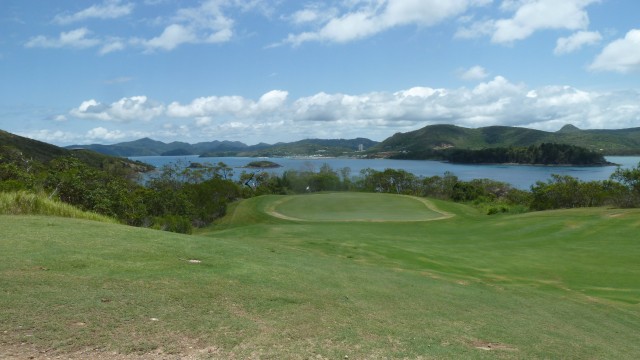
left=374, top=124, right=640, bottom=156
left=226, top=138, right=379, bottom=157
left=67, top=138, right=253, bottom=157
left=68, top=137, right=379, bottom=157
left=63, top=124, right=640, bottom=159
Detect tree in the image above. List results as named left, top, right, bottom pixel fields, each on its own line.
left=610, top=162, right=640, bottom=207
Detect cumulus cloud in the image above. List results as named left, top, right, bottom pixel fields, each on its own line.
left=70, top=96, right=165, bottom=122
left=281, top=0, right=490, bottom=46
left=167, top=90, right=288, bottom=118
left=24, top=127, right=148, bottom=145
left=18, top=130, right=79, bottom=144
left=53, top=0, right=134, bottom=25
left=457, top=0, right=599, bottom=44
left=589, top=29, right=640, bottom=73
left=458, top=65, right=490, bottom=81
left=61, top=81, right=640, bottom=143
left=554, top=30, right=602, bottom=55
left=135, top=0, right=235, bottom=51
left=86, top=127, right=128, bottom=141
left=25, top=28, right=101, bottom=49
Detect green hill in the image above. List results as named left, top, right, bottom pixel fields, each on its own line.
left=374, top=124, right=640, bottom=156
left=1, top=129, right=152, bottom=171
left=2, top=194, right=639, bottom=358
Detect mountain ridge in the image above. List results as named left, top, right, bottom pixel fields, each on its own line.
left=54, top=124, right=640, bottom=157
left=374, top=124, right=640, bottom=156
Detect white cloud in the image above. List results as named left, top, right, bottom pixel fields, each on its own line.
left=58, top=81, right=640, bottom=144
left=167, top=90, right=288, bottom=118
left=554, top=30, right=602, bottom=55
left=18, top=130, right=78, bottom=144
left=137, top=24, right=198, bottom=51
left=29, top=0, right=240, bottom=54
left=53, top=0, right=134, bottom=25
left=136, top=0, right=235, bottom=51
left=282, top=0, right=489, bottom=46
left=70, top=96, right=165, bottom=122
left=589, top=29, right=640, bottom=73
left=289, top=6, right=337, bottom=25
left=257, top=90, right=289, bottom=111
left=167, top=95, right=252, bottom=118
left=458, top=0, right=599, bottom=44
left=87, top=127, right=128, bottom=141
left=458, top=65, right=490, bottom=81
left=25, top=28, right=101, bottom=49
left=25, top=127, right=147, bottom=145
left=100, top=39, right=126, bottom=55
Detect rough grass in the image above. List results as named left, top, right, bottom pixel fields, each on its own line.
left=1, top=193, right=640, bottom=359
left=0, top=191, right=116, bottom=223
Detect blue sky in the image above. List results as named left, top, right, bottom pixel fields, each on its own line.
left=1, top=0, right=639, bottom=146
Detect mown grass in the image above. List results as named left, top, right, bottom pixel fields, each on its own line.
left=0, top=191, right=116, bottom=223
left=267, top=192, right=447, bottom=221
left=1, top=193, right=639, bottom=358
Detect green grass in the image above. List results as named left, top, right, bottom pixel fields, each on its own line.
left=1, top=193, right=640, bottom=358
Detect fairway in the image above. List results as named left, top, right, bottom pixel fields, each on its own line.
left=266, top=192, right=450, bottom=221
left=2, top=193, right=640, bottom=359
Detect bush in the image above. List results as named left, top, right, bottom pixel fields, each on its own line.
left=150, top=215, right=193, bottom=234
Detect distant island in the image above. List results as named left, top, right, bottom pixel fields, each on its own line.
left=242, top=160, right=282, bottom=169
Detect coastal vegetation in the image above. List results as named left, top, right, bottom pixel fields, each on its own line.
left=3, top=129, right=640, bottom=234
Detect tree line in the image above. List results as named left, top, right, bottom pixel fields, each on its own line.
left=2, top=146, right=640, bottom=233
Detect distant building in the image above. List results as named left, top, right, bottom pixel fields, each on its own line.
left=358, top=144, right=364, bottom=152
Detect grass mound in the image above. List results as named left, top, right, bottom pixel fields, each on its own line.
left=0, top=191, right=116, bottom=223
left=1, top=193, right=640, bottom=358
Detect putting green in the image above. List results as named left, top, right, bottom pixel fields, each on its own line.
left=266, top=192, right=451, bottom=222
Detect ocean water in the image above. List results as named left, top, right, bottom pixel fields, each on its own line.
left=130, top=155, right=640, bottom=190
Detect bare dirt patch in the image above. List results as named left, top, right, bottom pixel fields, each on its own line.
left=471, top=340, right=518, bottom=351
left=0, top=343, right=226, bottom=360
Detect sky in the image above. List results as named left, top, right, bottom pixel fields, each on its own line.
left=1, top=0, right=639, bottom=146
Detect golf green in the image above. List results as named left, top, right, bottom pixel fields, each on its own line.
left=266, top=192, right=450, bottom=222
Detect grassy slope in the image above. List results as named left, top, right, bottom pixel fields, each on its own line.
left=1, top=194, right=640, bottom=358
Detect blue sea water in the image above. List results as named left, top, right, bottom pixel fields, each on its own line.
left=130, top=155, right=640, bottom=190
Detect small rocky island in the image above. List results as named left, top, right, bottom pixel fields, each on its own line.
left=243, top=160, right=282, bottom=169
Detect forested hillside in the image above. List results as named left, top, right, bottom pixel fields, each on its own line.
left=376, top=124, right=640, bottom=156
left=391, top=143, right=613, bottom=165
